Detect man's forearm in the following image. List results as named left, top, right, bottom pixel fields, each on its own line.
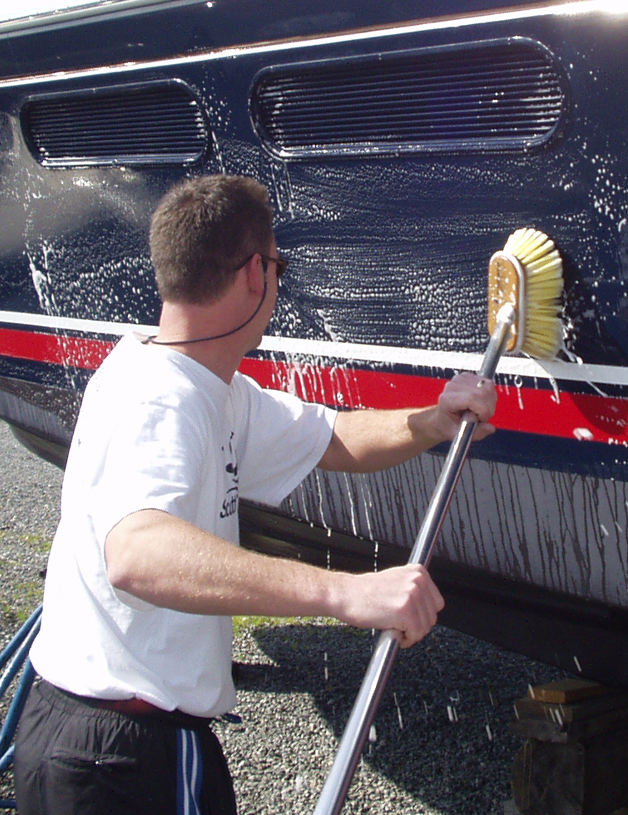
left=106, top=509, right=338, bottom=617
left=317, top=372, right=497, bottom=473
left=105, top=508, right=444, bottom=647
left=318, top=406, right=444, bottom=473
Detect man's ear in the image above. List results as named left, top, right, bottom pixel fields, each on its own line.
left=244, top=253, right=265, bottom=294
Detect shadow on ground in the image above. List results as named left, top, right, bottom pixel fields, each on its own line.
left=233, top=621, right=568, bottom=814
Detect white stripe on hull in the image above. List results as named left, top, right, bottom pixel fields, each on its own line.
left=2, top=309, right=628, bottom=389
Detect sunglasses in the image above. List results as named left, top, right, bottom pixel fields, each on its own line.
left=260, top=253, right=289, bottom=278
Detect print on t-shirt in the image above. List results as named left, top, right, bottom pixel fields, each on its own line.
left=220, top=432, right=239, bottom=519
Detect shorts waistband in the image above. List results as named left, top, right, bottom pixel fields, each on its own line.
left=85, top=696, right=163, bottom=715
left=38, top=679, right=213, bottom=730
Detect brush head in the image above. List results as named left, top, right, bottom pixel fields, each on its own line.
left=488, top=228, right=564, bottom=359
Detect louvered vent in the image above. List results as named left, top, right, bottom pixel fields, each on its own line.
left=22, top=81, right=208, bottom=167
left=251, top=39, right=566, bottom=158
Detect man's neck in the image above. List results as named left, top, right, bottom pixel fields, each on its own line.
left=152, top=300, right=252, bottom=384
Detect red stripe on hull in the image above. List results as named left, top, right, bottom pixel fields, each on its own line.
left=240, top=358, right=628, bottom=445
left=1, top=327, right=626, bottom=446
left=0, top=327, right=114, bottom=369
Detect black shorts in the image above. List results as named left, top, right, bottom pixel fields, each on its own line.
left=13, top=680, right=237, bottom=815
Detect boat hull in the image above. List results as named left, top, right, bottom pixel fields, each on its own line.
left=0, top=0, right=627, bottom=685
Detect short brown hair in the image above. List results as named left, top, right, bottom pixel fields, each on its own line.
left=149, top=175, right=274, bottom=304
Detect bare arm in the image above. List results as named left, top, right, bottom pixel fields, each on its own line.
left=105, top=509, right=444, bottom=648
left=318, top=371, right=497, bottom=472
left=104, top=372, right=491, bottom=647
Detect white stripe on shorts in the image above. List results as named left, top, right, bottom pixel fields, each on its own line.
left=177, top=728, right=203, bottom=815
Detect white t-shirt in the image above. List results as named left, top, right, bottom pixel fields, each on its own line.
left=30, top=334, right=336, bottom=717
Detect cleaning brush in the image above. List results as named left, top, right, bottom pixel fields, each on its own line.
left=488, top=227, right=564, bottom=359
left=314, top=229, right=565, bottom=815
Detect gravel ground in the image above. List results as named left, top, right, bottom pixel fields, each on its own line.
left=0, top=419, right=569, bottom=814
left=0, top=421, right=63, bottom=808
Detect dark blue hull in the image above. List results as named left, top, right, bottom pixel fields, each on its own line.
left=1, top=0, right=627, bottom=686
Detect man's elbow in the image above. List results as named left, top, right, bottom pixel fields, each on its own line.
left=104, top=509, right=164, bottom=593
left=104, top=518, right=136, bottom=592
left=317, top=430, right=360, bottom=472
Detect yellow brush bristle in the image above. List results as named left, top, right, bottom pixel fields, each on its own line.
left=501, top=228, right=564, bottom=359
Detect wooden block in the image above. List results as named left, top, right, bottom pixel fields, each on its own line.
left=512, top=684, right=628, bottom=743
left=511, top=704, right=628, bottom=743
left=528, top=678, right=609, bottom=704
left=512, top=729, right=628, bottom=815
left=516, top=691, right=628, bottom=724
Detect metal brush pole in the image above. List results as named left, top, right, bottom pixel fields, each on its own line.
left=313, top=305, right=516, bottom=815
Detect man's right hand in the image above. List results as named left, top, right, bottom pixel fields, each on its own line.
left=334, top=564, right=444, bottom=648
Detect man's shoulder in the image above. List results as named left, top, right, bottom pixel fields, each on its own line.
left=82, top=336, right=206, bottom=420
left=230, top=370, right=291, bottom=411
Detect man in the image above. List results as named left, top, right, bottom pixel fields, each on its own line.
left=14, top=175, right=496, bottom=815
